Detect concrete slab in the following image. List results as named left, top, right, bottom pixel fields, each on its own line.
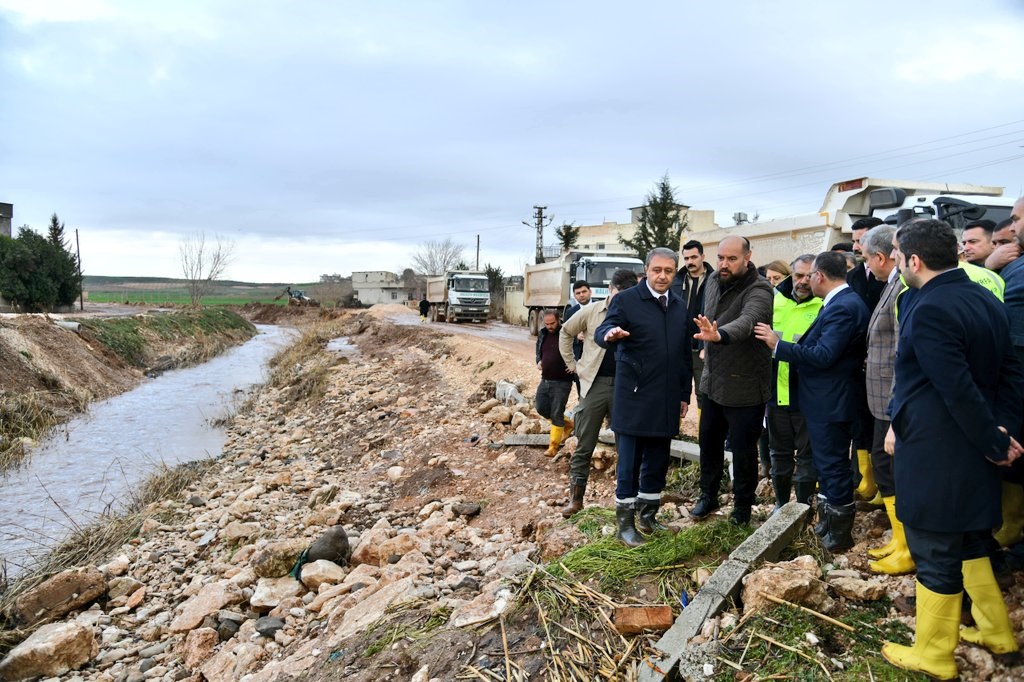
left=501, top=434, right=549, bottom=446
left=640, top=502, right=811, bottom=681
left=669, top=439, right=732, bottom=465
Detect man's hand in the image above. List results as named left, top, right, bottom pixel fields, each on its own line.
left=884, top=424, right=896, bottom=455
left=603, top=327, right=630, bottom=342
left=753, top=322, right=779, bottom=350
left=576, top=332, right=585, bottom=342
left=680, top=402, right=689, bottom=419
left=693, top=315, right=722, bottom=343
left=990, top=427, right=1024, bottom=466
left=536, top=361, right=542, bottom=371
left=986, top=242, right=1021, bottom=271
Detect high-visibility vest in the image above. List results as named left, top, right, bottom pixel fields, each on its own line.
left=772, top=289, right=822, bottom=407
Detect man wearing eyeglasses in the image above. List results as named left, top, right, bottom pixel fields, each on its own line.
left=754, top=251, right=869, bottom=552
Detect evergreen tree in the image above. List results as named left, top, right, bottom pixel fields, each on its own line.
left=483, top=263, right=505, bottom=293
left=0, top=223, right=82, bottom=311
left=46, top=214, right=81, bottom=306
left=47, top=213, right=67, bottom=249
left=618, top=174, right=688, bottom=262
left=554, top=222, right=581, bottom=252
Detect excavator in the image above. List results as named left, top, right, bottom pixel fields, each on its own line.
left=273, top=286, right=319, bottom=307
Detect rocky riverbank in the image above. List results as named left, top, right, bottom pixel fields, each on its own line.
left=1, top=307, right=1022, bottom=681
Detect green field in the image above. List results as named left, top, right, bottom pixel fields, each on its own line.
left=83, top=276, right=319, bottom=306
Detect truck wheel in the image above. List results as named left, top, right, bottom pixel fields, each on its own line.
left=431, top=305, right=439, bottom=322
left=528, top=309, right=539, bottom=336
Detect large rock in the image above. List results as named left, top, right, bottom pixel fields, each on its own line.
left=535, top=520, right=587, bottom=561
left=222, top=521, right=261, bottom=542
left=201, top=642, right=266, bottom=682
left=327, top=576, right=416, bottom=645
left=307, top=526, right=351, bottom=566
left=299, top=560, right=347, bottom=590
left=0, top=621, right=97, bottom=680
left=350, top=518, right=393, bottom=566
left=449, top=579, right=513, bottom=628
left=250, top=576, right=304, bottom=611
left=14, top=566, right=106, bottom=624
left=377, top=533, right=428, bottom=563
left=741, top=555, right=834, bottom=616
left=182, top=627, right=220, bottom=670
left=170, top=581, right=245, bottom=633
left=827, top=575, right=887, bottom=601
left=250, top=539, right=307, bottom=578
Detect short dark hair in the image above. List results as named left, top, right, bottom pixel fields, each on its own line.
left=572, top=280, right=591, bottom=292
left=610, top=268, right=639, bottom=291
left=682, top=240, right=704, bottom=254
left=813, top=251, right=848, bottom=281
left=542, top=309, right=560, bottom=321
left=851, top=216, right=885, bottom=232
left=898, top=219, right=958, bottom=271
left=791, top=254, right=815, bottom=268
left=964, top=220, right=996, bottom=235
left=830, top=241, right=854, bottom=252
left=996, top=218, right=1014, bottom=231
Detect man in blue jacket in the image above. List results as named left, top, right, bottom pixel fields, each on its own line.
left=596, top=247, right=692, bottom=547
left=879, top=219, right=1023, bottom=680
left=754, top=251, right=868, bottom=552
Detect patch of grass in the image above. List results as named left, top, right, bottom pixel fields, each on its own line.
left=0, top=391, right=61, bottom=470
left=75, top=309, right=256, bottom=368
left=553, top=518, right=750, bottom=591
left=266, top=316, right=351, bottom=407
left=361, top=604, right=453, bottom=658
left=716, top=600, right=922, bottom=681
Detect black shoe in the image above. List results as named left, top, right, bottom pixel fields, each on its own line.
left=615, top=503, right=646, bottom=548
left=822, top=502, right=856, bottom=553
left=730, top=506, right=751, bottom=525
left=636, top=500, right=671, bottom=534
left=772, top=475, right=793, bottom=513
left=690, top=494, right=720, bottom=520
left=793, top=481, right=816, bottom=507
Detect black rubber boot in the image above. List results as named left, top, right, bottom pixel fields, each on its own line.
left=813, top=494, right=830, bottom=537
left=616, top=503, right=647, bottom=548
left=730, top=506, right=752, bottom=525
left=794, top=481, right=816, bottom=507
left=561, top=481, right=586, bottom=519
left=822, top=502, right=856, bottom=553
left=636, top=500, right=673, bottom=534
left=772, top=474, right=793, bottom=513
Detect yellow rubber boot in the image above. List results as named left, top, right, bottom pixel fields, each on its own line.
left=545, top=425, right=564, bottom=457
left=882, top=582, right=962, bottom=680
left=867, top=495, right=900, bottom=559
left=561, top=417, right=574, bottom=442
left=960, top=557, right=1019, bottom=654
left=993, top=482, right=1024, bottom=547
left=868, top=496, right=915, bottom=575
left=854, top=449, right=877, bottom=500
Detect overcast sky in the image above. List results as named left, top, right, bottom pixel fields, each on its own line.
left=1, top=1, right=1022, bottom=283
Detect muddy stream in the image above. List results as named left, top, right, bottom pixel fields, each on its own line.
left=0, top=324, right=298, bottom=577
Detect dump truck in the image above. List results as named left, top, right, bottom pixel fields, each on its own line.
left=686, top=177, right=1017, bottom=266
left=523, top=252, right=645, bottom=335
left=426, top=270, right=490, bottom=323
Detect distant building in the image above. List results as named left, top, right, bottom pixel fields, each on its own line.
left=0, top=202, right=11, bottom=238
left=570, top=204, right=719, bottom=257
left=350, top=271, right=417, bottom=306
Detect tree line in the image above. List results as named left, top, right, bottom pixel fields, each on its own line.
left=0, top=214, right=82, bottom=312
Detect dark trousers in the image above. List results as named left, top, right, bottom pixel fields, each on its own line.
left=568, top=376, right=613, bottom=484
left=805, top=419, right=854, bottom=505
left=767, top=405, right=816, bottom=483
left=870, top=417, right=895, bottom=497
left=614, top=433, right=670, bottom=501
left=904, top=526, right=990, bottom=594
left=699, top=399, right=764, bottom=508
left=536, top=379, right=572, bottom=427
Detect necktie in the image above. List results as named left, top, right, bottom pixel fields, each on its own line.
left=659, top=294, right=667, bottom=310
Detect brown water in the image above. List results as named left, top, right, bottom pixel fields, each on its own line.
left=0, top=324, right=297, bottom=576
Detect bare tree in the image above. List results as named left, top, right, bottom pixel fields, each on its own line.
left=180, top=232, right=234, bottom=306
left=411, top=237, right=464, bottom=275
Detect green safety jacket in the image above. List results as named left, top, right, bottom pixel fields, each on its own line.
left=772, top=278, right=823, bottom=408
left=894, top=261, right=1004, bottom=321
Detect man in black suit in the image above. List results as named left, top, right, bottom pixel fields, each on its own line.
left=754, top=251, right=869, bottom=552
left=596, top=247, right=692, bottom=547
left=879, top=219, right=1023, bottom=680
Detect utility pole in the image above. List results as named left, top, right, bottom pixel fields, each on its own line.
left=75, top=228, right=84, bottom=311
left=522, top=205, right=551, bottom=264
left=475, top=234, right=480, bottom=270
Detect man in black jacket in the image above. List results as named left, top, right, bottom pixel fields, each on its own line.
left=670, top=240, right=714, bottom=411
